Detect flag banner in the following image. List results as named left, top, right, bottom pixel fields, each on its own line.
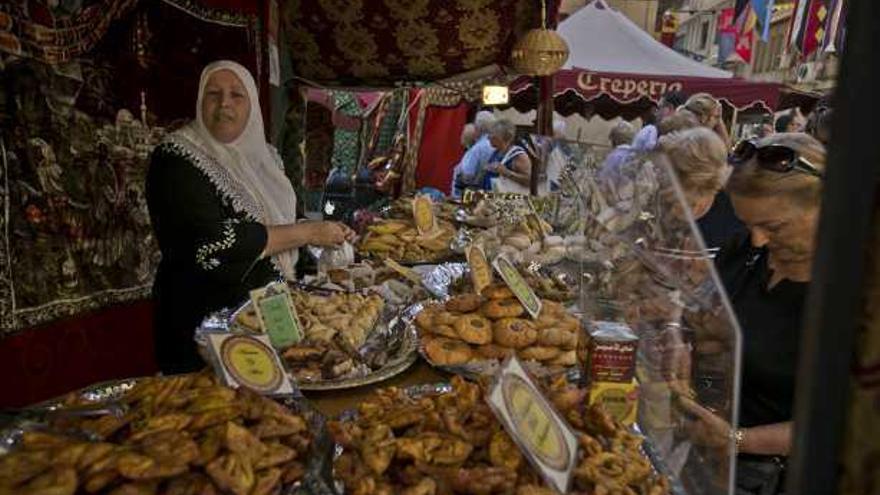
left=753, top=0, right=775, bottom=41
left=788, top=0, right=809, bottom=50
left=822, top=0, right=844, bottom=53
left=718, top=8, right=737, bottom=62
left=736, top=9, right=757, bottom=63
left=802, top=0, right=829, bottom=57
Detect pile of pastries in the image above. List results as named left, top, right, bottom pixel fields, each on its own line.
left=0, top=372, right=311, bottom=495
left=236, top=291, right=385, bottom=382
left=358, top=219, right=456, bottom=263
left=450, top=265, right=576, bottom=303
left=475, top=221, right=567, bottom=266
left=387, top=196, right=458, bottom=223
left=455, top=196, right=533, bottom=228
left=329, top=375, right=670, bottom=495
left=416, top=284, right=580, bottom=369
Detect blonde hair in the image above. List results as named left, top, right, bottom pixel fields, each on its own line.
left=657, top=127, right=728, bottom=197
left=658, top=109, right=700, bottom=135
left=727, top=132, right=826, bottom=207
left=684, top=93, right=721, bottom=125
left=609, top=121, right=636, bottom=147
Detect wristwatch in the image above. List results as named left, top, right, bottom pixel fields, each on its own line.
left=733, top=428, right=746, bottom=453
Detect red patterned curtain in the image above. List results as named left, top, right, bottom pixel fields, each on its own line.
left=282, top=0, right=540, bottom=86
left=415, top=103, right=470, bottom=194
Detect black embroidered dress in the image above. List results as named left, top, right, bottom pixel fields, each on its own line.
left=146, top=137, right=279, bottom=374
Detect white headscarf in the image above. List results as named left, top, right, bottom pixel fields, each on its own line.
left=169, top=60, right=298, bottom=279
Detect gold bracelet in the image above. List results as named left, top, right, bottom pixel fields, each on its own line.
left=734, top=428, right=746, bottom=453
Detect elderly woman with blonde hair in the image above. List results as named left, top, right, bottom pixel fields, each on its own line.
left=680, top=133, right=826, bottom=494
left=656, top=127, right=730, bottom=219
left=685, top=92, right=731, bottom=146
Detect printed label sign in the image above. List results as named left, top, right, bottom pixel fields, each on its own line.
left=493, top=254, right=542, bottom=319
left=207, top=334, right=295, bottom=396
left=250, top=282, right=302, bottom=349
left=487, top=356, right=578, bottom=493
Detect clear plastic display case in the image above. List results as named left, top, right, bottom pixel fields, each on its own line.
left=534, top=136, right=742, bottom=494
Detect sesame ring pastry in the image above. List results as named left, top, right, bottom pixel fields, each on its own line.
left=433, top=310, right=460, bottom=326
left=548, top=350, right=578, bottom=367
left=415, top=309, right=437, bottom=332
left=445, top=294, right=483, bottom=313
left=424, top=337, right=474, bottom=366
left=482, top=299, right=525, bottom=320
left=518, top=346, right=562, bottom=362
left=430, top=324, right=462, bottom=339
left=483, top=284, right=515, bottom=300
left=453, top=315, right=493, bottom=345
left=537, top=327, right=578, bottom=349
left=475, top=344, right=515, bottom=360
left=492, top=318, right=538, bottom=349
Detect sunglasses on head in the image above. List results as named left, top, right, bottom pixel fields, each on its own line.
left=728, top=140, right=824, bottom=179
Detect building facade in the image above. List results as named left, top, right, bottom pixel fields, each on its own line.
left=673, top=1, right=836, bottom=91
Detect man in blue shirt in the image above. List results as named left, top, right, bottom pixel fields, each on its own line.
left=451, top=111, right=496, bottom=197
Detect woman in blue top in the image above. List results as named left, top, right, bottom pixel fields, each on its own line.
left=484, top=119, right=548, bottom=195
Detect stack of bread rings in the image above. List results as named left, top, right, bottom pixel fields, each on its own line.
left=416, top=283, right=582, bottom=370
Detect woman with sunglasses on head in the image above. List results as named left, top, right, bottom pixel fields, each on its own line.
left=680, top=133, right=826, bottom=494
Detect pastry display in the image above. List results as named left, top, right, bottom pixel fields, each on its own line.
left=387, top=196, right=459, bottom=223
left=0, top=372, right=312, bottom=495
left=235, top=290, right=386, bottom=382
left=416, top=287, right=581, bottom=371
left=298, top=260, right=431, bottom=308
left=449, top=262, right=576, bottom=304
left=329, top=376, right=670, bottom=495
left=473, top=219, right=568, bottom=266
left=454, top=196, right=533, bottom=228
left=358, top=218, right=456, bottom=263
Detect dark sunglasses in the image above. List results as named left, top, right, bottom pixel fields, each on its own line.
left=728, top=140, right=824, bottom=179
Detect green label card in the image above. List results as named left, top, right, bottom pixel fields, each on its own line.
left=492, top=254, right=542, bottom=319
left=250, top=283, right=302, bottom=349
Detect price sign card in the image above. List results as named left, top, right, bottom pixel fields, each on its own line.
left=250, top=282, right=303, bottom=350
left=412, top=194, right=437, bottom=235
left=466, top=244, right=493, bottom=295
left=493, top=254, right=542, bottom=319
left=486, top=355, right=579, bottom=494
left=207, top=333, right=295, bottom=396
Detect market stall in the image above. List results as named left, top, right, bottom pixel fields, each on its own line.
left=1, top=1, right=747, bottom=494
left=1, top=133, right=742, bottom=493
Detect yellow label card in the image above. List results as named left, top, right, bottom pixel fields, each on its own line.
left=466, top=244, right=493, bottom=295
left=487, top=355, right=578, bottom=493
left=413, top=195, right=437, bottom=235
left=208, top=333, right=295, bottom=396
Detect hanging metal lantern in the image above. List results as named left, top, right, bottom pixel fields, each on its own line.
left=510, top=28, right=569, bottom=76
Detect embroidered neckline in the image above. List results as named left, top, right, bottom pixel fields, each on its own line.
left=158, top=135, right=287, bottom=277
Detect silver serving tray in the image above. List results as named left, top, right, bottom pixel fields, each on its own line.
left=0, top=377, right=332, bottom=495
left=330, top=382, right=685, bottom=495
left=201, top=291, right=420, bottom=392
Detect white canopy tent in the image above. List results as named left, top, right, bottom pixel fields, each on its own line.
left=559, top=0, right=733, bottom=78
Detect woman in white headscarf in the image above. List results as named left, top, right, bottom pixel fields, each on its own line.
left=147, top=60, right=354, bottom=373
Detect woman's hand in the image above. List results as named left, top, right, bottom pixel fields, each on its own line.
left=307, top=221, right=356, bottom=247
left=677, top=394, right=732, bottom=450
left=485, top=162, right=502, bottom=174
